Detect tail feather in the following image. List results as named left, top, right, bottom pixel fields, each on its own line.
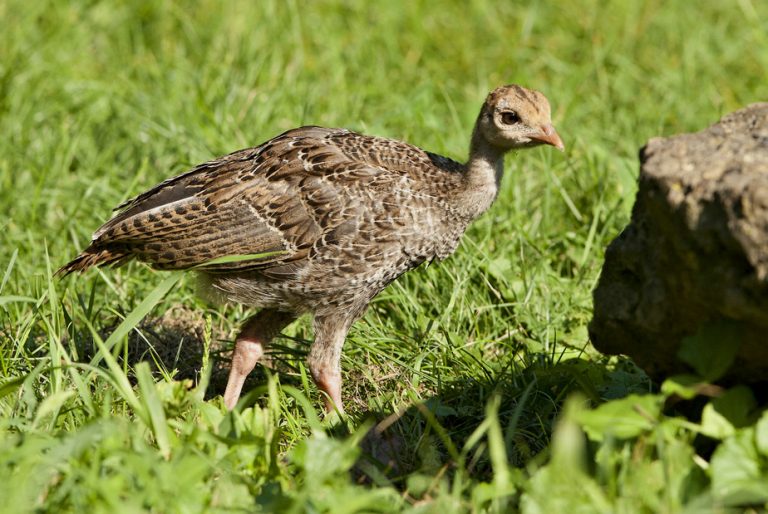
left=56, top=245, right=132, bottom=277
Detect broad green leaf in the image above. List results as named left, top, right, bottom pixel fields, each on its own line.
left=678, top=320, right=742, bottom=381
left=710, top=428, right=768, bottom=506
left=661, top=375, right=703, bottom=400
left=575, top=394, right=662, bottom=441
left=756, top=411, right=768, bottom=457
left=700, top=403, right=735, bottom=439
left=711, top=386, right=756, bottom=428
left=699, top=387, right=756, bottom=440
left=521, top=397, right=611, bottom=514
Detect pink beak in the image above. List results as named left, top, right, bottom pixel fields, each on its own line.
left=530, top=124, right=564, bottom=151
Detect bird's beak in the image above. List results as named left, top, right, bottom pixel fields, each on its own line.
left=531, top=124, right=565, bottom=151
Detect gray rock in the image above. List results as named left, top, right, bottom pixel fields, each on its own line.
left=589, top=103, right=768, bottom=383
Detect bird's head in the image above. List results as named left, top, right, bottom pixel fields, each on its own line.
left=474, top=84, right=564, bottom=152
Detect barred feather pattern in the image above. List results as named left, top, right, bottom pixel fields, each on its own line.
left=60, top=126, right=479, bottom=312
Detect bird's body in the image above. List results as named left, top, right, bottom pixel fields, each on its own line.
left=60, top=85, right=563, bottom=412
left=192, top=127, right=477, bottom=318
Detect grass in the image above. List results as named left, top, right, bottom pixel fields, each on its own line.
left=1, top=0, right=767, bottom=512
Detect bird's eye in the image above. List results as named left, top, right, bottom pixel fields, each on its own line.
left=500, top=111, right=520, bottom=125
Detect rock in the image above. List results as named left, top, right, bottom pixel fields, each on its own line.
left=589, top=103, right=768, bottom=383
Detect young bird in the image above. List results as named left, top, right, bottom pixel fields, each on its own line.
left=59, top=85, right=563, bottom=413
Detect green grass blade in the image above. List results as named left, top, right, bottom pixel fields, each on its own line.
left=0, top=296, right=36, bottom=306
left=191, top=251, right=288, bottom=269
left=135, top=362, right=172, bottom=459
left=77, top=313, right=144, bottom=418
left=0, top=248, right=18, bottom=294
left=89, top=272, right=182, bottom=368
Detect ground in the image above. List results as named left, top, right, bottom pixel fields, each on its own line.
left=1, top=1, right=767, bottom=512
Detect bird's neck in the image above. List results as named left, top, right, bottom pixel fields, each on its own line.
left=461, top=128, right=505, bottom=219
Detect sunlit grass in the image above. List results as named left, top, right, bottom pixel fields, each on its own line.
left=1, top=0, right=766, bottom=511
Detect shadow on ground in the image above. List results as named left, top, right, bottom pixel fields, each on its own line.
left=80, top=305, right=311, bottom=400
left=349, top=356, right=650, bottom=485
left=83, top=309, right=649, bottom=486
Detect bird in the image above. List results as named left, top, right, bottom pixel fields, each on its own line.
left=59, top=84, right=564, bottom=414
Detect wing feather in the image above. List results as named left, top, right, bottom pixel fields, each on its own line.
left=59, top=125, right=452, bottom=277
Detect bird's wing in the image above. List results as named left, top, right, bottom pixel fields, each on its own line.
left=80, top=127, right=405, bottom=273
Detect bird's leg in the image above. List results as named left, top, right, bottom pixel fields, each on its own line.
left=308, top=314, right=353, bottom=414
left=223, top=309, right=295, bottom=410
